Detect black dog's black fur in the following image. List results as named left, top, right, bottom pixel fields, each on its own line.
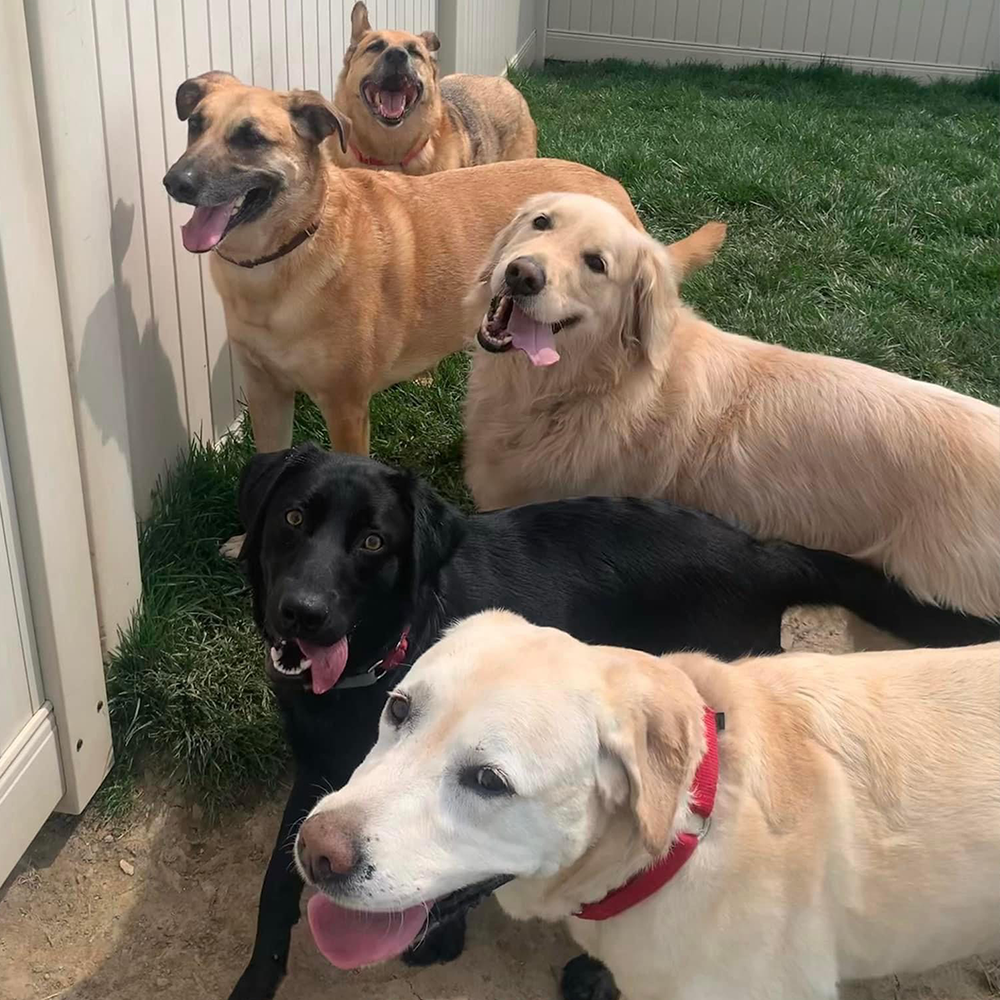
left=227, top=443, right=997, bottom=1000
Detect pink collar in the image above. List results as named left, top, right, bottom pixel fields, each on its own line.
left=331, top=627, right=410, bottom=691
left=349, top=135, right=430, bottom=168
left=574, top=706, right=722, bottom=921
left=379, top=626, right=410, bottom=672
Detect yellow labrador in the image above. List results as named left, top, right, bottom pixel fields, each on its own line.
left=296, top=610, right=1000, bottom=1000
left=464, top=194, right=1000, bottom=626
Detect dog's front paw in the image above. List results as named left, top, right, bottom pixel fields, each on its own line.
left=401, top=916, right=467, bottom=966
left=220, top=533, right=246, bottom=560
left=561, top=954, right=620, bottom=1000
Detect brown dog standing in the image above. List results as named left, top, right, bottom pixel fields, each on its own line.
left=334, top=2, right=537, bottom=173
left=161, top=74, right=636, bottom=460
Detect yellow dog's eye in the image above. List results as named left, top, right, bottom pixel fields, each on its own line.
left=362, top=533, right=383, bottom=551
left=532, top=214, right=552, bottom=231
left=285, top=509, right=303, bottom=527
left=583, top=253, right=607, bottom=275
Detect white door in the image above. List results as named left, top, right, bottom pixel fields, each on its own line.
left=0, top=400, right=63, bottom=883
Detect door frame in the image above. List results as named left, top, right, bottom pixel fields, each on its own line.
left=0, top=1, right=112, bottom=829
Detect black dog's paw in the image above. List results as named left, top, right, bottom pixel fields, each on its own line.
left=560, top=953, right=620, bottom=1000
left=401, top=916, right=467, bottom=966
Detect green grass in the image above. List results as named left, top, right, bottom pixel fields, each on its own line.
left=99, top=59, right=1000, bottom=816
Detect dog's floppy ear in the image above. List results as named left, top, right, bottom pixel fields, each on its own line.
left=621, top=238, right=677, bottom=368
left=420, top=31, right=441, bottom=52
left=175, top=71, right=237, bottom=121
left=665, top=222, right=727, bottom=281
left=597, top=654, right=704, bottom=856
left=288, top=91, right=351, bottom=152
left=389, top=470, right=464, bottom=598
left=350, top=1, right=372, bottom=42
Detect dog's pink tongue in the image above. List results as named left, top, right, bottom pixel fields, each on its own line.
left=508, top=303, right=559, bottom=366
left=308, top=894, right=425, bottom=969
left=379, top=90, right=406, bottom=119
left=181, top=202, right=236, bottom=252
left=297, top=636, right=349, bottom=695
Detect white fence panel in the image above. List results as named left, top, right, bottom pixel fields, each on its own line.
left=547, top=0, right=1000, bottom=78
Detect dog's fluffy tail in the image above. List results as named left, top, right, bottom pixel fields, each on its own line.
left=778, top=543, right=999, bottom=647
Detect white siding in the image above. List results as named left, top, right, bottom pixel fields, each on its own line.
left=547, top=0, right=1000, bottom=78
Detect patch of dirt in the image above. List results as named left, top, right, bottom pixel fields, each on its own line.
left=1, top=610, right=995, bottom=999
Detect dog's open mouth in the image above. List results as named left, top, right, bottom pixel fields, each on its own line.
left=267, top=636, right=349, bottom=695
left=361, top=76, right=422, bottom=125
left=477, top=293, right=578, bottom=366
left=180, top=186, right=274, bottom=253
left=307, top=874, right=514, bottom=970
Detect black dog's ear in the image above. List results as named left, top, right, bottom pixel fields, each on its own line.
left=392, top=471, right=464, bottom=596
left=288, top=91, right=351, bottom=152
left=175, top=71, right=237, bottom=121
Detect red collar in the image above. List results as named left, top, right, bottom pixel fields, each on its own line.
left=349, top=135, right=430, bottom=168
left=575, top=705, right=722, bottom=921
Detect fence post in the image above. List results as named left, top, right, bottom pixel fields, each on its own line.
left=535, top=0, right=549, bottom=67
left=436, top=0, right=459, bottom=75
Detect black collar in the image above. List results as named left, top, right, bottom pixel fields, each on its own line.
left=215, top=220, right=319, bottom=269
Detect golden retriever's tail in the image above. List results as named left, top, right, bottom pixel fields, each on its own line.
left=778, top=543, right=999, bottom=648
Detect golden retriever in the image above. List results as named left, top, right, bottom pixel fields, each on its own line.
left=464, top=193, right=1000, bottom=623
left=334, top=2, right=536, bottom=173
left=295, top=610, right=1000, bottom=1000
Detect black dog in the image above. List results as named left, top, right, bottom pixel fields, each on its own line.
left=227, top=443, right=997, bottom=1000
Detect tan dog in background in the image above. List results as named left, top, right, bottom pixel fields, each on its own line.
left=334, top=2, right=536, bottom=173
left=297, top=611, right=1000, bottom=1000
left=464, top=193, right=1000, bottom=625
left=162, top=77, right=637, bottom=463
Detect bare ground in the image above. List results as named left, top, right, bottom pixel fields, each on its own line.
left=1, top=609, right=997, bottom=1000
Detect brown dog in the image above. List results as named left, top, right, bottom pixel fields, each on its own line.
left=334, top=2, right=536, bottom=173
left=161, top=75, right=637, bottom=461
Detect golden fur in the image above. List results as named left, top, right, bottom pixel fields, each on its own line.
left=302, top=610, right=1000, bottom=999
left=333, top=2, right=536, bottom=173
left=464, top=194, right=1000, bottom=619
left=166, top=78, right=638, bottom=457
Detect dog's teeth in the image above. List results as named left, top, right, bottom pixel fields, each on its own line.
left=300, top=659, right=312, bottom=670
left=270, top=646, right=282, bottom=664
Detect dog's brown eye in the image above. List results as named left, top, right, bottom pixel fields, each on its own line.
left=406, top=43, right=422, bottom=58
left=362, top=533, right=383, bottom=551
left=532, top=214, right=551, bottom=231
left=367, top=40, right=386, bottom=53
left=285, top=509, right=303, bottom=527
left=387, top=694, right=410, bottom=725
left=584, top=253, right=607, bottom=274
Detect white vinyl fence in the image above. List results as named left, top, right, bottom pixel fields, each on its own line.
left=546, top=0, right=999, bottom=78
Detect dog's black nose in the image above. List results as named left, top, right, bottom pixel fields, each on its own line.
left=505, top=257, right=546, bottom=297
left=278, top=591, right=330, bottom=633
left=384, top=46, right=408, bottom=67
left=298, top=813, right=360, bottom=884
left=163, top=165, right=201, bottom=204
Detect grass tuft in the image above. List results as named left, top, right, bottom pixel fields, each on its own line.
left=98, top=59, right=999, bottom=816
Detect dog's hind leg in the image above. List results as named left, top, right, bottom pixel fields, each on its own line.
left=227, top=772, right=317, bottom=1000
